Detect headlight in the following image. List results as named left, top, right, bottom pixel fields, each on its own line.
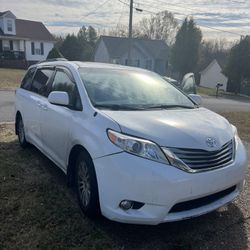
left=107, top=130, right=169, bottom=164
left=231, top=124, right=240, bottom=150
left=162, top=148, right=190, bottom=172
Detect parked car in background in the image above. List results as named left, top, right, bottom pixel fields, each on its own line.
left=15, top=61, right=247, bottom=225
left=163, top=73, right=197, bottom=95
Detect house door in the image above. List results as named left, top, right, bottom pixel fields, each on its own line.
left=0, top=40, right=2, bottom=53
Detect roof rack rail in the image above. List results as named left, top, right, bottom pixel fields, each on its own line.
left=37, top=58, right=68, bottom=64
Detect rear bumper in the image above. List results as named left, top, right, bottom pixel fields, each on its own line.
left=94, top=140, right=247, bottom=225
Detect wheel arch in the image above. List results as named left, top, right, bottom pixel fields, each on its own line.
left=67, top=144, right=94, bottom=187
left=15, top=111, right=22, bottom=135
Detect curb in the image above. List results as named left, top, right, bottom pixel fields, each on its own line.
left=0, top=89, right=15, bottom=92
left=0, top=121, right=15, bottom=125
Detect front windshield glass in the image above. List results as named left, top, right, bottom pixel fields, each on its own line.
left=78, top=68, right=195, bottom=110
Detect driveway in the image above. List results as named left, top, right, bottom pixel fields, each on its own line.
left=0, top=90, right=15, bottom=123
left=0, top=91, right=250, bottom=123
left=202, top=95, right=250, bottom=112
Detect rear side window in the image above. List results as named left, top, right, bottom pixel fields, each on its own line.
left=31, top=68, right=54, bottom=96
left=21, top=67, right=36, bottom=90
left=51, top=70, right=82, bottom=110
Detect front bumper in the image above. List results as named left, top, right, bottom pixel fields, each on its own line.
left=94, top=140, right=248, bottom=225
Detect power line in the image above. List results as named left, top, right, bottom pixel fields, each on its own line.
left=132, top=1, right=244, bottom=37
left=56, top=0, right=113, bottom=33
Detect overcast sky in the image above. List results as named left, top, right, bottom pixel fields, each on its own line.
left=1, top=0, right=250, bottom=41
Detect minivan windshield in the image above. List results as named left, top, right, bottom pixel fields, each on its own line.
left=78, top=68, right=196, bottom=110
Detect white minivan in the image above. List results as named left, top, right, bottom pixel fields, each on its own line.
left=15, top=60, right=248, bottom=225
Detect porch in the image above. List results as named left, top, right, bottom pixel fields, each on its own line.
left=0, top=38, right=27, bottom=69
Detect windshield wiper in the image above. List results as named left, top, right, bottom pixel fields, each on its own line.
left=94, top=104, right=145, bottom=110
left=144, top=104, right=195, bottom=110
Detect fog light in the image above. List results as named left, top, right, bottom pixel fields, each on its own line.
left=119, top=200, right=133, bottom=210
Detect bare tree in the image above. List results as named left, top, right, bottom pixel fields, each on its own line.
left=105, top=11, right=178, bottom=45
left=135, top=11, right=178, bottom=45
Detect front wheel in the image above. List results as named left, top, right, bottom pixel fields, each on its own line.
left=76, top=151, right=100, bottom=217
left=17, top=116, right=28, bottom=148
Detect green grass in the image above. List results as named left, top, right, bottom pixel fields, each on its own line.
left=0, top=112, right=249, bottom=249
left=0, top=68, right=25, bottom=90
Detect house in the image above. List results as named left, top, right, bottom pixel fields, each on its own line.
left=200, top=59, right=228, bottom=91
left=94, top=36, right=169, bottom=75
left=0, top=10, right=55, bottom=68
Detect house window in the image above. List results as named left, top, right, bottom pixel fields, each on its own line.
left=145, top=60, right=152, bottom=70
left=31, top=42, right=44, bottom=55
left=7, top=20, right=13, bottom=32
left=40, top=43, right=44, bottom=55
left=111, top=58, right=120, bottom=64
left=125, top=59, right=140, bottom=67
left=35, top=48, right=41, bottom=55
left=3, top=40, right=10, bottom=51
left=31, top=42, right=35, bottom=55
left=9, top=40, right=13, bottom=51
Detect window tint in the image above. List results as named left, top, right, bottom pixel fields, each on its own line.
left=31, top=68, right=54, bottom=96
left=51, top=70, right=82, bottom=110
left=21, top=67, right=36, bottom=90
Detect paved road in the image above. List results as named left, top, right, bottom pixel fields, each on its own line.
left=202, top=95, right=250, bottom=112
left=0, top=90, right=15, bottom=123
left=0, top=91, right=250, bottom=123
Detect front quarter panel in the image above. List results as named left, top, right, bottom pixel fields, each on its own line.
left=68, top=110, right=122, bottom=162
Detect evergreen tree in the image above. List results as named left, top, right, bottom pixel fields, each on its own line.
left=47, top=47, right=63, bottom=59
left=87, top=26, right=98, bottom=46
left=171, top=18, right=202, bottom=78
left=224, top=36, right=250, bottom=93
left=60, top=34, right=84, bottom=61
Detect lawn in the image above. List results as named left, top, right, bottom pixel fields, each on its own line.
left=197, top=86, right=217, bottom=96
left=0, top=68, right=25, bottom=90
left=221, top=112, right=250, bottom=142
left=0, top=112, right=249, bottom=249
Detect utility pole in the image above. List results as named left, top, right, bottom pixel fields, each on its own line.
left=127, top=0, right=133, bottom=65
left=128, top=0, right=133, bottom=38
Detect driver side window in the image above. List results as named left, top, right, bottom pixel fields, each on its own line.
left=51, top=70, right=82, bottom=110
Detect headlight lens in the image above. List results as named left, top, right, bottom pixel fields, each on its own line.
left=162, top=148, right=190, bottom=172
left=107, top=130, right=169, bottom=164
left=231, top=124, right=240, bottom=150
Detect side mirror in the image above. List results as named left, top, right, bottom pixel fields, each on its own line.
left=188, top=94, right=203, bottom=106
left=48, top=91, right=69, bottom=106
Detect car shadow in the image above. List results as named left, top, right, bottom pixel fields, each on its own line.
left=3, top=140, right=248, bottom=250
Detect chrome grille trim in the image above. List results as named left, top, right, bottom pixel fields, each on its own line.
left=166, top=140, right=235, bottom=172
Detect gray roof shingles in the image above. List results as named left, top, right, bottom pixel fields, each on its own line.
left=0, top=15, right=54, bottom=41
left=100, top=36, right=169, bottom=60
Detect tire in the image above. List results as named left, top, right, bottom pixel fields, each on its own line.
left=76, top=151, right=100, bottom=217
left=17, top=116, right=28, bottom=148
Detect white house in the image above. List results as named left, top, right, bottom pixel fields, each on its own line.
left=0, top=10, right=55, bottom=67
left=94, top=36, right=169, bottom=75
left=200, top=59, right=228, bottom=91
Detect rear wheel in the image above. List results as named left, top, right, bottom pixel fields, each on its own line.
left=17, top=116, right=28, bottom=148
left=76, top=151, right=100, bottom=217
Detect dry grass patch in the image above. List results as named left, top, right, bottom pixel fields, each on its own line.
left=0, top=68, right=25, bottom=90
left=0, top=124, right=115, bottom=249
left=0, top=115, right=249, bottom=249
left=220, top=112, right=250, bottom=142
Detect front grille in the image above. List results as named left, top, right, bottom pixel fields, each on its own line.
left=170, top=140, right=234, bottom=171
left=169, top=185, right=236, bottom=213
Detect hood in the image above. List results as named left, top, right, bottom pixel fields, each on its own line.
left=101, top=107, right=234, bottom=150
